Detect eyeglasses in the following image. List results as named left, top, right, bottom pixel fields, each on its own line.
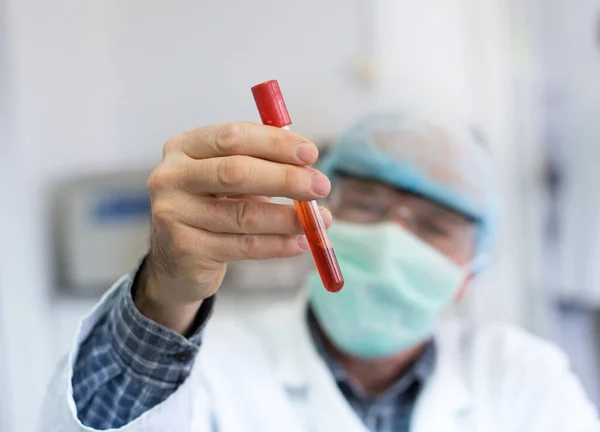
left=326, top=177, right=478, bottom=256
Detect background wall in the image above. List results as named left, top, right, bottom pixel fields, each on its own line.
left=1, top=1, right=524, bottom=430
left=1, top=0, right=16, bottom=427
left=535, top=0, right=600, bottom=406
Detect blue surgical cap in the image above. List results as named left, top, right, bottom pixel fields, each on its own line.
left=319, top=110, right=499, bottom=267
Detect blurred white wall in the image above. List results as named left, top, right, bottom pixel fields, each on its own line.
left=1, top=1, right=520, bottom=431
left=0, top=0, right=15, bottom=428
left=1, top=0, right=54, bottom=429
left=462, top=0, right=528, bottom=328
left=535, top=0, right=600, bottom=405
left=538, top=0, right=600, bottom=303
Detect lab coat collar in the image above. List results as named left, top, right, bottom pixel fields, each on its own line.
left=275, top=291, right=473, bottom=432
left=411, top=323, right=474, bottom=431
left=274, top=291, right=369, bottom=432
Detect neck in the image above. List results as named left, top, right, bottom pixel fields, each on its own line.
left=319, top=328, right=426, bottom=397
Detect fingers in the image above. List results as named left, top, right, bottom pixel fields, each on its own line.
left=203, top=231, right=311, bottom=262
left=170, top=122, right=319, bottom=166
left=164, top=224, right=311, bottom=264
left=160, top=194, right=332, bottom=235
left=178, top=156, right=331, bottom=200
left=145, top=122, right=330, bottom=308
left=226, top=194, right=272, bottom=203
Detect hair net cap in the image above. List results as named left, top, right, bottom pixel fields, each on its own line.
left=320, top=110, right=499, bottom=267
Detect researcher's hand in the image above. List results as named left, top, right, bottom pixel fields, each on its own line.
left=134, top=122, right=332, bottom=334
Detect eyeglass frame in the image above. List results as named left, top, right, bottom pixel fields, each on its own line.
left=324, top=172, right=479, bottom=257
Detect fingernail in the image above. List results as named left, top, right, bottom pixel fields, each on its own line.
left=318, top=206, right=332, bottom=225
left=311, top=173, right=331, bottom=197
left=297, top=235, right=310, bottom=251
left=296, top=144, right=318, bottom=164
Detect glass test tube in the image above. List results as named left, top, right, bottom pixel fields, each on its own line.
left=251, top=80, right=344, bottom=293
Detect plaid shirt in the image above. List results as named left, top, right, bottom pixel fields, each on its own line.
left=73, top=268, right=436, bottom=431
left=72, top=266, right=215, bottom=429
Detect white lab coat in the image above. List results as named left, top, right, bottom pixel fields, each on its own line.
left=41, top=282, right=599, bottom=432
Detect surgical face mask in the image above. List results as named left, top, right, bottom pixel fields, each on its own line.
left=308, top=220, right=466, bottom=358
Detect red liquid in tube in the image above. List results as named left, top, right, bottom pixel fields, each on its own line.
left=251, top=80, right=344, bottom=293
left=294, top=200, right=344, bottom=293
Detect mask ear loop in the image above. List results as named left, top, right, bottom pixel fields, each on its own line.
left=453, top=253, right=489, bottom=321
left=454, top=256, right=480, bottom=303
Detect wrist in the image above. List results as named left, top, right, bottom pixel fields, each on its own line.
left=133, top=260, right=204, bottom=335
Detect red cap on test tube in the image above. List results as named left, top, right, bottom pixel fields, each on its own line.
left=251, top=80, right=344, bottom=293
left=251, top=80, right=292, bottom=128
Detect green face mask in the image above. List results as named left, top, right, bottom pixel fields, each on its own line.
left=308, top=221, right=466, bottom=358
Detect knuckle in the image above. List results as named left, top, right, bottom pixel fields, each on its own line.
left=273, top=237, right=292, bottom=257
left=215, top=123, right=247, bottom=154
left=147, top=163, right=182, bottom=194
left=283, top=166, right=302, bottom=192
left=151, top=203, right=174, bottom=227
left=233, top=200, right=258, bottom=232
left=163, top=135, right=184, bottom=154
left=216, top=157, right=247, bottom=187
left=147, top=166, right=170, bottom=194
left=240, top=235, right=261, bottom=258
left=147, top=169, right=164, bottom=195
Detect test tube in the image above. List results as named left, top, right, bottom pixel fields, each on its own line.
left=251, top=80, right=344, bottom=293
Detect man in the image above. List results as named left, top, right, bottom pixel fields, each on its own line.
left=42, top=111, right=598, bottom=432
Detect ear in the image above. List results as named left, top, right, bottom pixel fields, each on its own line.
left=454, top=274, right=474, bottom=303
